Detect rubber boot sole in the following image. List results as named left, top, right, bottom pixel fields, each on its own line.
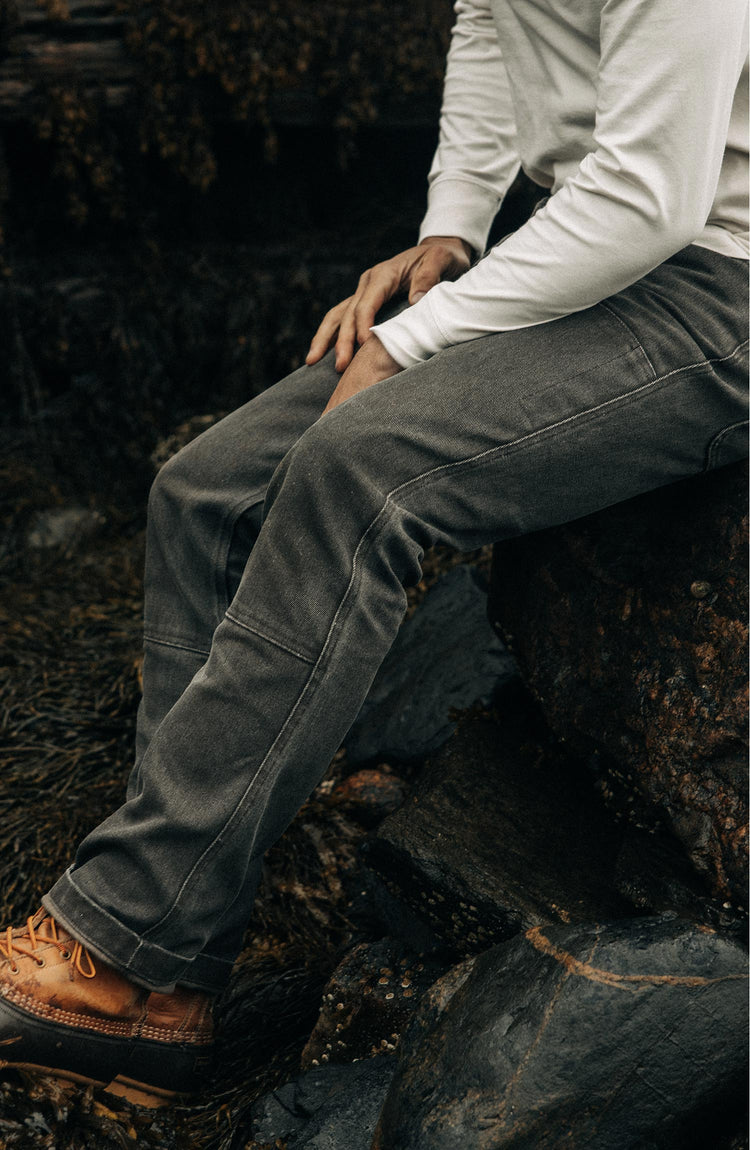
left=0, top=1058, right=183, bottom=1108
left=0, top=996, right=211, bottom=1106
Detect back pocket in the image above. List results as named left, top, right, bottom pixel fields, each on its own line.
left=706, top=420, right=749, bottom=470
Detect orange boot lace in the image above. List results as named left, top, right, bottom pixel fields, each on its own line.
left=0, top=913, right=96, bottom=978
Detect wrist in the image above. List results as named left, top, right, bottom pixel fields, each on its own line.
left=361, top=334, right=402, bottom=376
left=420, top=235, right=474, bottom=263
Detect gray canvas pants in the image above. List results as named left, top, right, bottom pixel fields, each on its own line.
left=45, top=244, right=748, bottom=992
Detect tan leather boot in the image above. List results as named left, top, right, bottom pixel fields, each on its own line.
left=0, top=909, right=214, bottom=1107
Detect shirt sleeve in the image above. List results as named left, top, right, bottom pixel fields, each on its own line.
left=374, top=0, right=748, bottom=368
left=416, top=0, right=520, bottom=256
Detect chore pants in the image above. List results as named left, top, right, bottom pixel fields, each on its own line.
left=44, top=244, right=748, bottom=992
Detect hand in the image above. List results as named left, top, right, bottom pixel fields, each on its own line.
left=307, top=236, right=472, bottom=374
left=322, top=336, right=402, bottom=415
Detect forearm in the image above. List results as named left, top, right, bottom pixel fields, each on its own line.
left=417, top=0, right=520, bottom=257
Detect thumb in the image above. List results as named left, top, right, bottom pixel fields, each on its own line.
left=410, top=290, right=427, bottom=304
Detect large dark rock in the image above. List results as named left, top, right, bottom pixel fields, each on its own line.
left=489, top=464, right=748, bottom=903
left=373, top=916, right=749, bottom=1150
left=249, top=1056, right=397, bottom=1150
left=346, top=565, right=516, bottom=764
left=360, top=700, right=716, bottom=955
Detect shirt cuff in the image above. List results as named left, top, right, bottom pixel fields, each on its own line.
left=418, top=176, right=503, bottom=256
left=371, top=294, right=452, bottom=368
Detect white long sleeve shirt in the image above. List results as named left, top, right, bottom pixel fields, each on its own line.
left=373, top=0, right=749, bottom=367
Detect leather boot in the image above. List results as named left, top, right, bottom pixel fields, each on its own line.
left=0, top=909, right=214, bottom=1107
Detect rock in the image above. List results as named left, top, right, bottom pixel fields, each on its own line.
left=373, top=916, right=749, bottom=1150
left=25, top=506, right=104, bottom=550
left=346, top=566, right=516, bottom=764
left=331, top=768, right=408, bottom=829
left=360, top=693, right=719, bottom=956
left=344, top=868, right=449, bottom=960
left=249, top=1056, right=397, bottom=1150
left=301, top=937, right=447, bottom=1070
left=489, top=463, right=748, bottom=903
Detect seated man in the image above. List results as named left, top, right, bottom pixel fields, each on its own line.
left=1, top=0, right=747, bottom=1108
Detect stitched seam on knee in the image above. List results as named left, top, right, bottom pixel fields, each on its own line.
left=597, top=302, right=657, bottom=378
left=150, top=503, right=401, bottom=933
left=705, top=418, right=750, bottom=470
left=143, top=634, right=211, bottom=658
left=224, top=611, right=316, bottom=664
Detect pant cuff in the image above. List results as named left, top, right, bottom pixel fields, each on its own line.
left=43, top=870, right=234, bottom=995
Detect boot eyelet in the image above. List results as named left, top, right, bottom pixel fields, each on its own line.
left=9, top=963, right=19, bottom=974
left=60, top=949, right=72, bottom=960
left=35, top=957, right=46, bottom=968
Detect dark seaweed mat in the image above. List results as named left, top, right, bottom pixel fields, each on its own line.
left=0, top=533, right=145, bottom=918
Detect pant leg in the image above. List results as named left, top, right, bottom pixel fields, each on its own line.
left=120, top=356, right=340, bottom=982
left=44, top=245, right=748, bottom=992
left=129, top=355, right=340, bottom=791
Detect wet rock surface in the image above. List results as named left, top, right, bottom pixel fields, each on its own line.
left=347, top=565, right=516, bottom=764
left=489, top=463, right=749, bottom=902
left=331, top=768, right=408, bottom=830
left=249, top=1055, right=397, bottom=1150
left=373, top=916, right=749, bottom=1150
left=359, top=694, right=719, bottom=956
left=301, top=937, right=446, bottom=1070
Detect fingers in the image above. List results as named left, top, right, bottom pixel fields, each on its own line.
left=306, top=259, right=401, bottom=373
left=408, top=247, right=446, bottom=304
left=334, top=295, right=360, bottom=372
left=335, top=268, right=376, bottom=369
left=306, top=240, right=470, bottom=372
left=408, top=242, right=470, bottom=304
left=351, top=268, right=397, bottom=349
left=306, top=298, right=352, bottom=366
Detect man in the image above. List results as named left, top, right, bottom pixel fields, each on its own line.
left=1, top=0, right=747, bottom=1108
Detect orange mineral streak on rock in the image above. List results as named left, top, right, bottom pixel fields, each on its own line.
left=524, top=925, right=748, bottom=991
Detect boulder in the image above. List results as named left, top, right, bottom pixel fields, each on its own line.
left=346, top=565, right=516, bottom=764
left=488, top=463, right=748, bottom=902
left=373, top=916, right=749, bottom=1150
left=249, top=1056, right=397, bottom=1150
left=359, top=698, right=716, bottom=956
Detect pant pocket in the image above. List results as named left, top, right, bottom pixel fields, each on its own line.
left=705, top=421, right=749, bottom=470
